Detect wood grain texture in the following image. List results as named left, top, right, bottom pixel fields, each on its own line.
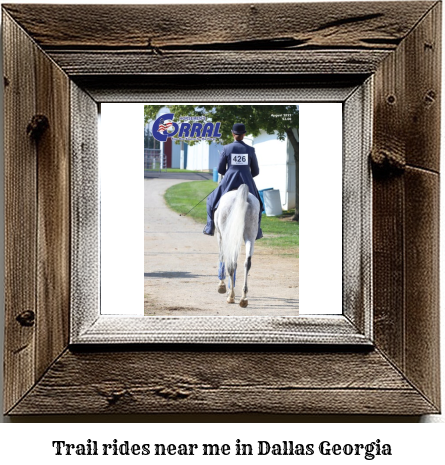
left=8, top=349, right=437, bottom=415
left=404, top=167, right=440, bottom=408
left=2, top=2, right=435, bottom=50
left=74, top=316, right=370, bottom=345
left=372, top=15, right=406, bottom=368
left=2, top=2, right=441, bottom=416
left=371, top=1, right=441, bottom=172
left=2, top=2, right=434, bottom=80
left=372, top=175, right=405, bottom=370
left=70, top=83, right=99, bottom=339
left=3, top=13, right=37, bottom=414
left=372, top=3, right=441, bottom=411
left=342, top=81, right=372, bottom=336
left=46, top=50, right=391, bottom=76
left=35, top=42, right=70, bottom=381
left=404, top=2, right=441, bottom=172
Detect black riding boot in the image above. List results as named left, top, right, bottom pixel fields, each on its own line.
left=203, top=212, right=215, bottom=236
left=203, top=221, right=215, bottom=236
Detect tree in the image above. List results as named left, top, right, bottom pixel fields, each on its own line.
left=144, top=105, right=299, bottom=220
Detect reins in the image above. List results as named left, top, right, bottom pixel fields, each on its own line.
left=179, top=190, right=214, bottom=216
left=180, top=151, right=222, bottom=217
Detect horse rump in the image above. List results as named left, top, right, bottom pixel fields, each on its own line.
left=220, top=184, right=249, bottom=274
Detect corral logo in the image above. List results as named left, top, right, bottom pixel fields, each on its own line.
left=152, top=113, right=222, bottom=142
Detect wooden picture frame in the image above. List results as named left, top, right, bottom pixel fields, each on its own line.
left=3, top=2, right=440, bottom=415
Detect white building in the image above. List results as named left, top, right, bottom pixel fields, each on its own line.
left=185, top=130, right=298, bottom=211
left=185, top=140, right=224, bottom=171
left=171, top=139, right=183, bottom=168
left=250, top=129, right=297, bottom=211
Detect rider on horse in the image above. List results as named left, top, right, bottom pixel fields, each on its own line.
left=203, top=123, right=263, bottom=240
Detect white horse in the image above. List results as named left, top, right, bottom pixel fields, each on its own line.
left=214, top=184, right=260, bottom=307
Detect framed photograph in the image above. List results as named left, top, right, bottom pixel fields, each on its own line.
left=3, top=2, right=440, bottom=415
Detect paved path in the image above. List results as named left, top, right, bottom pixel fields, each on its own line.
left=144, top=178, right=299, bottom=316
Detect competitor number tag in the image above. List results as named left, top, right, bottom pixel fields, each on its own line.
left=231, top=153, right=248, bottom=165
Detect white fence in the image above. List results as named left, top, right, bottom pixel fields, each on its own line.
left=144, top=149, right=165, bottom=171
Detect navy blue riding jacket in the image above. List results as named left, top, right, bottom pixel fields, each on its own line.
left=206, top=140, right=263, bottom=216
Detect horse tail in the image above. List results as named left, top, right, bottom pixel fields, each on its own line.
left=222, top=184, right=249, bottom=275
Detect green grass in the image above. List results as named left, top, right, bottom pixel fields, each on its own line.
left=145, top=168, right=212, bottom=173
left=260, top=211, right=299, bottom=251
left=164, top=180, right=217, bottom=223
left=164, top=181, right=299, bottom=251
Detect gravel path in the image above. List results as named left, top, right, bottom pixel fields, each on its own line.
left=144, top=178, right=299, bottom=316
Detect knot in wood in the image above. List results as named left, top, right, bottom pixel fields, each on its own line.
left=424, top=90, right=436, bottom=105
left=154, top=386, right=191, bottom=400
left=370, top=149, right=405, bottom=178
left=105, top=390, right=128, bottom=405
left=16, top=310, right=35, bottom=327
left=27, top=115, right=49, bottom=140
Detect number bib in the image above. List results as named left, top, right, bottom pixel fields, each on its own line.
left=231, top=153, right=248, bottom=165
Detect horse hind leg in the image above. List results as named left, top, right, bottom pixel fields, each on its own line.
left=216, top=225, right=227, bottom=294
left=239, top=240, right=253, bottom=308
left=227, top=265, right=236, bottom=304
left=239, top=256, right=250, bottom=307
left=218, top=263, right=226, bottom=294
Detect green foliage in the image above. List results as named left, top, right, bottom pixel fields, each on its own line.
left=144, top=105, right=299, bottom=146
left=164, top=181, right=299, bottom=251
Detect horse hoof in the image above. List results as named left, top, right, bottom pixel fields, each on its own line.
left=227, top=297, right=235, bottom=304
left=218, top=284, right=226, bottom=294
left=239, top=299, right=248, bottom=308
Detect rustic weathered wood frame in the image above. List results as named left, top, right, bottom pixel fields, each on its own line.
left=3, top=2, right=441, bottom=415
